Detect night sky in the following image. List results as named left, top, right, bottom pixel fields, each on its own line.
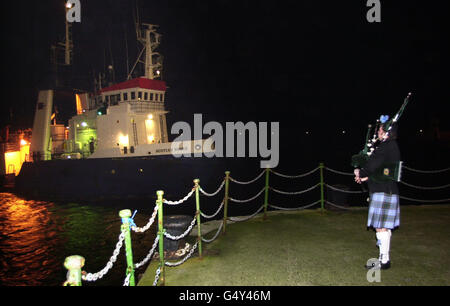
left=1, top=0, right=449, bottom=168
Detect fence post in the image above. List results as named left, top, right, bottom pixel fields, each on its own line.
left=119, top=209, right=135, bottom=286
left=223, top=171, right=230, bottom=235
left=194, top=179, right=203, bottom=259
left=63, top=255, right=85, bottom=286
left=263, top=168, right=270, bottom=220
left=156, top=190, right=165, bottom=286
left=319, top=162, right=325, bottom=211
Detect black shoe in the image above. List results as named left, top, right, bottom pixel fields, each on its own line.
left=380, top=261, right=391, bottom=270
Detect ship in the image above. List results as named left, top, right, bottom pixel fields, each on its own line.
left=13, top=14, right=262, bottom=203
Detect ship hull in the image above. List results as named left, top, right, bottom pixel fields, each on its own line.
left=14, top=156, right=262, bottom=203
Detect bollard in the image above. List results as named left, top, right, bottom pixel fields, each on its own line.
left=263, top=168, right=270, bottom=220
left=119, top=209, right=135, bottom=286
left=63, top=255, right=85, bottom=286
left=156, top=190, right=165, bottom=286
left=319, top=163, right=325, bottom=211
left=194, top=179, right=203, bottom=259
left=223, top=171, right=230, bottom=235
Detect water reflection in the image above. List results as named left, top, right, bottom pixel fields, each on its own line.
left=0, top=194, right=57, bottom=285
left=0, top=193, right=156, bottom=286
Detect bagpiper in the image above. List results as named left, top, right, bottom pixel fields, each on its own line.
left=352, top=92, right=411, bottom=270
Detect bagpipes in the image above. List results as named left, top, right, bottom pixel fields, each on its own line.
left=351, top=92, right=412, bottom=182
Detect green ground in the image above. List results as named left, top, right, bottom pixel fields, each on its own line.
left=138, top=205, right=450, bottom=286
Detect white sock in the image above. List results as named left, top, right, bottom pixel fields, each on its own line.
left=377, top=231, right=391, bottom=264
left=376, top=232, right=383, bottom=260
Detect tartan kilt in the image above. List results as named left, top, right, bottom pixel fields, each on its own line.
left=367, top=192, right=400, bottom=229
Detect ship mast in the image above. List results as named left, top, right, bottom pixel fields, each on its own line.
left=128, top=23, right=163, bottom=80
left=142, top=23, right=162, bottom=79
left=61, top=2, right=74, bottom=65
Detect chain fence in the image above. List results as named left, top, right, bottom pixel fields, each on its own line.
left=81, top=231, right=125, bottom=282
left=163, top=188, right=195, bottom=205
left=64, top=161, right=449, bottom=286
left=270, top=167, right=319, bottom=178
left=269, top=200, right=321, bottom=211
left=199, top=180, right=225, bottom=197
left=202, top=221, right=224, bottom=243
left=324, top=164, right=450, bottom=204
left=271, top=183, right=320, bottom=195
left=402, top=165, right=450, bottom=174
left=229, top=170, right=265, bottom=185
left=229, top=187, right=266, bottom=203
left=163, top=216, right=197, bottom=240
left=399, top=181, right=450, bottom=190
left=131, top=204, right=158, bottom=233
left=201, top=199, right=225, bottom=219
left=135, top=235, right=160, bottom=269
left=325, top=183, right=366, bottom=194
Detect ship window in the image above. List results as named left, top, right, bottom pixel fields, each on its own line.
left=155, top=94, right=159, bottom=101
left=131, top=92, right=136, bottom=100
left=117, top=94, right=121, bottom=102
left=150, top=93, right=154, bottom=101
left=110, top=95, right=118, bottom=105
left=105, top=95, right=109, bottom=103
left=144, top=92, right=148, bottom=100
left=138, top=91, right=142, bottom=100
left=123, top=92, right=128, bottom=101
left=161, top=94, right=164, bottom=101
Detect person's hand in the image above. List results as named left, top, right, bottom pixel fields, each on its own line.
left=354, top=175, right=368, bottom=184
left=354, top=168, right=361, bottom=183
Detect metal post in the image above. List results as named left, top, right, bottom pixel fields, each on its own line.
left=223, top=171, right=230, bottom=235
left=119, top=209, right=135, bottom=286
left=194, top=179, right=203, bottom=259
left=156, top=190, right=165, bottom=286
left=263, top=168, right=270, bottom=220
left=319, top=163, right=325, bottom=211
left=63, top=255, right=85, bottom=286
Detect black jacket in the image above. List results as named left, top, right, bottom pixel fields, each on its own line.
left=359, top=139, right=401, bottom=194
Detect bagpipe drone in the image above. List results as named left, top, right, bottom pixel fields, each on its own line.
left=351, top=92, right=412, bottom=183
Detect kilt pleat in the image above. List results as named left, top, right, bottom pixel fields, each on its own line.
left=367, top=192, right=400, bottom=229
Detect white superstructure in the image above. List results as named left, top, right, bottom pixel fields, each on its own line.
left=30, top=90, right=54, bottom=161
left=54, top=23, right=213, bottom=159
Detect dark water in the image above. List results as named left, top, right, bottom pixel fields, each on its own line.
left=0, top=192, right=160, bottom=286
